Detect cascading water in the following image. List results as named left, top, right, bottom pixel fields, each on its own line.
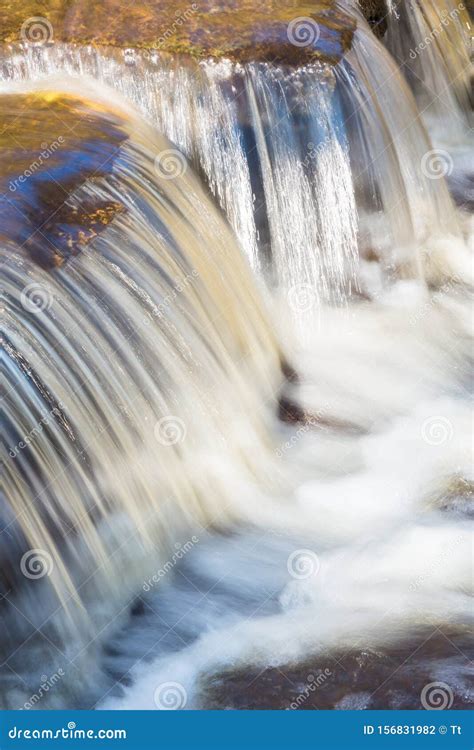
left=1, top=0, right=472, bottom=712
left=1, top=81, right=282, bottom=706
left=384, top=0, right=472, bottom=126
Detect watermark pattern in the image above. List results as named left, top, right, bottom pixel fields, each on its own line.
left=20, top=17, right=54, bottom=44
left=409, top=3, right=465, bottom=59
left=276, top=403, right=331, bottom=457
left=409, top=534, right=464, bottom=591
left=409, top=275, right=461, bottom=325
left=421, top=681, right=454, bottom=710
left=287, top=669, right=333, bottom=709
left=8, top=137, right=65, bottom=193
left=288, top=283, right=317, bottom=313
left=421, top=149, right=453, bottom=180
left=287, top=549, right=320, bottom=579
left=8, top=725, right=126, bottom=740
left=301, top=136, right=332, bottom=169
left=421, top=416, right=453, bottom=446
left=156, top=4, right=198, bottom=49
left=20, top=283, right=53, bottom=314
left=9, top=404, right=64, bottom=458
left=23, top=669, right=65, bottom=710
left=287, top=17, right=320, bottom=47
left=20, top=549, right=54, bottom=580
left=143, top=536, right=199, bottom=591
left=154, top=149, right=187, bottom=180
left=154, top=416, right=187, bottom=446
left=143, top=269, right=199, bottom=325
left=153, top=681, right=187, bottom=709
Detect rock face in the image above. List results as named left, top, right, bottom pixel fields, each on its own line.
left=200, top=630, right=473, bottom=709
left=0, top=91, right=127, bottom=268
left=1, top=0, right=355, bottom=63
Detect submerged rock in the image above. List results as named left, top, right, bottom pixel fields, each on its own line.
left=200, top=629, right=474, bottom=709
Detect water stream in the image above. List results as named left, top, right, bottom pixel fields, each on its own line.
left=0, top=0, right=472, bottom=710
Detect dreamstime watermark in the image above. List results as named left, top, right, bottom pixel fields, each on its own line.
left=153, top=681, right=187, bottom=709
left=276, top=405, right=330, bottom=457
left=155, top=4, right=198, bottom=49
left=20, top=282, right=54, bottom=314
left=154, top=148, right=187, bottom=180
left=287, top=669, right=333, bottom=709
left=421, top=681, right=454, bottom=710
left=22, top=668, right=65, bottom=710
left=143, top=269, right=199, bottom=324
left=409, top=275, right=461, bottom=325
left=143, top=536, right=199, bottom=591
left=20, top=16, right=54, bottom=44
left=154, top=416, right=187, bottom=446
left=288, top=283, right=318, bottom=313
left=408, top=3, right=465, bottom=59
left=9, top=403, right=64, bottom=458
left=421, top=416, right=454, bottom=446
left=409, top=534, right=464, bottom=592
left=421, top=149, right=453, bottom=180
left=20, top=549, right=54, bottom=580
left=9, top=137, right=65, bottom=193
left=287, top=549, right=320, bottom=579
left=287, top=17, right=320, bottom=47
left=302, top=136, right=332, bottom=169
left=8, top=725, right=127, bottom=740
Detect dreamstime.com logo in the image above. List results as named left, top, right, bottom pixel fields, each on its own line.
left=20, top=549, right=54, bottom=580
left=20, top=16, right=54, bottom=44
left=421, top=416, right=454, bottom=446
left=8, top=723, right=127, bottom=740
left=421, top=149, right=453, bottom=180
left=9, top=403, right=64, bottom=458
left=154, top=148, right=187, bottom=180
left=408, top=3, right=465, bottom=59
left=287, top=549, right=320, bottom=579
left=287, top=17, right=320, bottom=47
left=9, top=137, right=65, bottom=192
left=287, top=669, right=333, bottom=709
left=143, top=536, right=199, bottom=591
left=288, top=283, right=318, bottom=313
left=154, top=415, right=187, bottom=445
left=421, top=681, right=454, bottom=710
left=153, top=681, right=187, bottom=709
left=21, top=282, right=54, bottom=314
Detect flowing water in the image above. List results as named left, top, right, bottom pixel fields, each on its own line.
left=0, top=1, right=472, bottom=710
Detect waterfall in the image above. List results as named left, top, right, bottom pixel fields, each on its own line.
left=384, top=0, right=472, bottom=128
left=1, top=14, right=467, bottom=307
left=1, top=81, right=281, bottom=700
left=0, top=0, right=472, bottom=712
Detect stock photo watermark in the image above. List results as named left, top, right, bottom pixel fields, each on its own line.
left=143, top=536, right=199, bottom=591
left=9, top=404, right=64, bottom=459
left=8, top=137, right=65, bottom=193
left=287, top=17, right=320, bottom=47
left=408, top=2, right=465, bottom=59
left=20, top=16, right=54, bottom=44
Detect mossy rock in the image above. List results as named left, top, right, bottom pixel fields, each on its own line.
left=1, top=0, right=356, bottom=63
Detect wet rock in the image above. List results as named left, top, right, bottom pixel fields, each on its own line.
left=1, top=1, right=355, bottom=64
left=0, top=91, right=128, bottom=268
left=200, top=629, right=473, bottom=709
left=358, top=0, right=388, bottom=37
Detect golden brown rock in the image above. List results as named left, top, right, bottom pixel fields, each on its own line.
left=1, top=0, right=355, bottom=63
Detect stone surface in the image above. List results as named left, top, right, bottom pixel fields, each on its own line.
left=200, top=629, right=473, bottom=709
left=0, top=91, right=128, bottom=267
left=1, top=0, right=355, bottom=63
